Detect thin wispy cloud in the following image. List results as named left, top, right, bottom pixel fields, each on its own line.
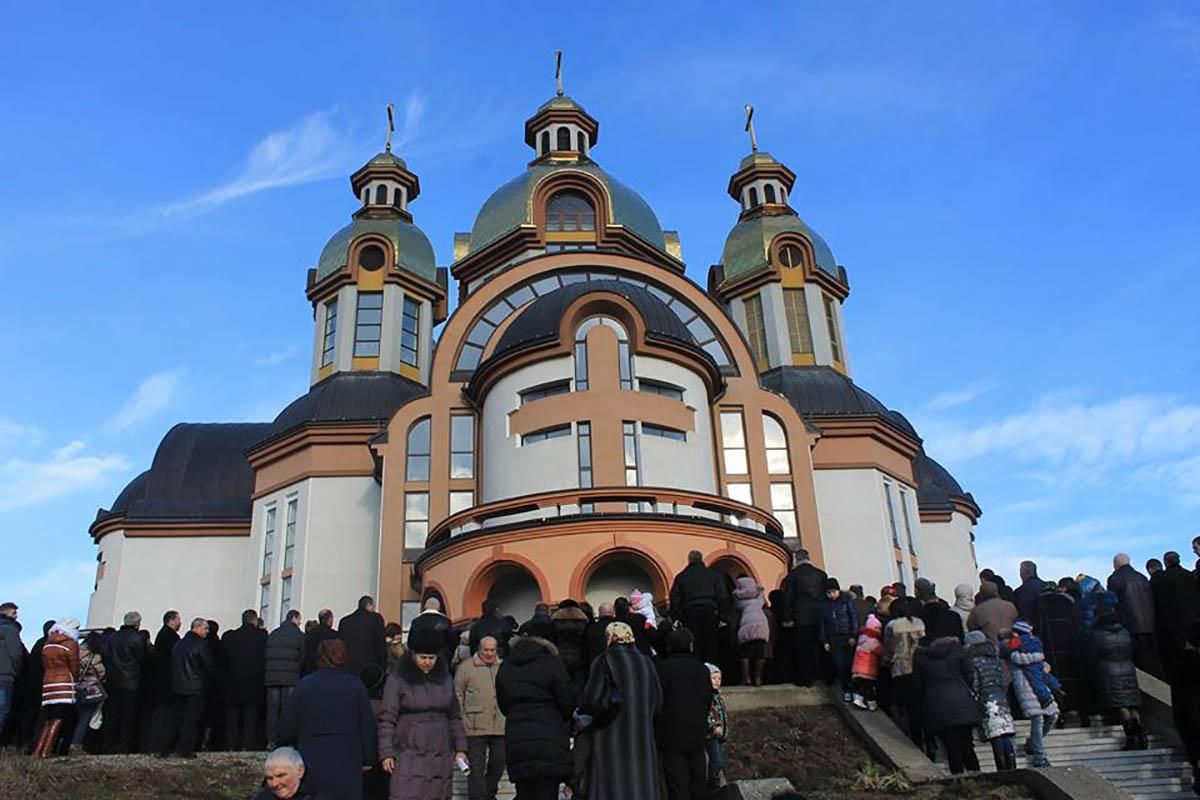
left=975, top=516, right=1153, bottom=585
left=255, top=345, right=301, bottom=368
left=0, top=418, right=41, bottom=449
left=111, top=370, right=185, bottom=430
left=918, top=379, right=994, bottom=413
left=0, top=441, right=129, bottom=512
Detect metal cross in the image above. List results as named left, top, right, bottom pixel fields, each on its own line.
left=555, top=50, right=564, bottom=97
left=385, top=102, right=395, bottom=153
left=745, top=104, right=758, bottom=152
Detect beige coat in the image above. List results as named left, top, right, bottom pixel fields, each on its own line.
left=454, top=653, right=505, bottom=737
left=966, top=597, right=1019, bottom=643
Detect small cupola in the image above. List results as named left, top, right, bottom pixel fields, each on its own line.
left=727, top=106, right=796, bottom=217
left=350, top=105, right=421, bottom=220
left=524, top=51, right=599, bottom=162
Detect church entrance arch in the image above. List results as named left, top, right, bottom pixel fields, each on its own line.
left=464, top=561, right=544, bottom=624
left=579, top=549, right=668, bottom=612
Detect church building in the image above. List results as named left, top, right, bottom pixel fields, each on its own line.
left=86, top=81, right=981, bottom=632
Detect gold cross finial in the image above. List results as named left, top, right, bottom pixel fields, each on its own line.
left=555, top=50, right=564, bottom=97
left=745, top=104, right=758, bottom=152
left=385, top=102, right=395, bottom=153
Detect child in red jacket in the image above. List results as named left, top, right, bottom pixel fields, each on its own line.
left=851, top=614, right=883, bottom=710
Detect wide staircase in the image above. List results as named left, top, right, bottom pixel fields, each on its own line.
left=451, top=771, right=516, bottom=799
left=971, top=717, right=1195, bottom=800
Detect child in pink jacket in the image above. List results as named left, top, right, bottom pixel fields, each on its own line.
left=851, top=614, right=884, bottom=710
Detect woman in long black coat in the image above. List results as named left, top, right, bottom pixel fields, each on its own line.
left=495, top=636, right=576, bottom=800
left=278, top=640, right=378, bottom=800
left=913, top=637, right=982, bottom=775
left=1088, top=612, right=1148, bottom=749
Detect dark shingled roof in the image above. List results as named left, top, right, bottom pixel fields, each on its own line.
left=489, top=279, right=695, bottom=362
left=263, top=371, right=427, bottom=443
left=760, top=366, right=918, bottom=437
left=95, top=423, right=271, bottom=525
left=914, top=450, right=979, bottom=515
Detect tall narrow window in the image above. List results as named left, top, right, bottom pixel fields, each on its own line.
left=320, top=300, right=337, bottom=367
left=783, top=289, right=814, bottom=357
left=764, top=184, right=778, bottom=203
left=546, top=191, right=595, bottom=232
left=883, top=481, right=901, bottom=548
left=540, top=130, right=550, bottom=155
left=353, top=292, right=383, bottom=357
left=720, top=411, right=748, bottom=475
left=283, top=497, right=297, bottom=571
left=449, top=491, right=474, bottom=516
left=279, top=577, right=292, bottom=624
left=400, top=297, right=420, bottom=366
left=261, top=506, right=276, bottom=576
left=404, top=493, right=429, bottom=548
left=743, top=295, right=769, bottom=367
left=899, top=487, right=916, bottom=555
left=557, top=126, right=571, bottom=151
left=823, top=295, right=842, bottom=363
left=763, top=415, right=790, bottom=475
left=576, top=131, right=586, bottom=154
left=450, top=415, right=475, bottom=479
left=748, top=187, right=759, bottom=207
left=577, top=422, right=592, bottom=488
left=770, top=483, right=798, bottom=539
left=374, top=185, right=387, bottom=204
left=393, top=187, right=404, bottom=208
left=406, top=418, right=430, bottom=481
left=623, top=421, right=641, bottom=486
left=259, top=583, right=270, bottom=621
left=574, top=339, right=589, bottom=391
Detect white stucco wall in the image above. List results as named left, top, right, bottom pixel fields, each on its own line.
left=914, top=512, right=978, bottom=600
left=812, top=468, right=904, bottom=595
left=481, top=356, right=578, bottom=502
left=88, top=532, right=252, bottom=632
left=634, top=356, right=716, bottom=493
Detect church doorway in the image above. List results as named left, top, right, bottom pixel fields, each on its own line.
left=582, top=551, right=666, bottom=611
left=485, top=564, right=541, bottom=623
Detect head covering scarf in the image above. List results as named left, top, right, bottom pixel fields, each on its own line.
left=605, top=621, right=635, bottom=645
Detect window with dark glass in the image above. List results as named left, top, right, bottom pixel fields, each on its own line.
left=764, top=183, right=777, bottom=203
left=748, top=187, right=759, bottom=207
left=823, top=295, right=843, bottom=362
left=540, top=130, right=550, bottom=155
left=374, top=185, right=387, bottom=204
left=522, top=424, right=572, bottom=445
left=401, top=297, right=420, bottom=366
left=353, top=292, right=383, bottom=357
left=279, top=577, right=292, bottom=624
left=320, top=299, right=337, bottom=367
left=642, top=423, right=686, bottom=441
left=546, top=191, right=595, bottom=232
left=576, top=131, right=586, bottom=153
left=406, top=417, right=430, bottom=481
left=520, top=380, right=571, bottom=405
left=557, top=126, right=571, bottom=151
left=577, top=422, right=592, bottom=488
left=783, top=289, right=814, bottom=356
left=623, top=421, right=641, bottom=485
left=261, top=506, right=276, bottom=577
left=358, top=244, right=385, bottom=272
left=450, top=415, right=474, bottom=479
left=638, top=379, right=684, bottom=401
left=779, top=244, right=804, bottom=269
left=283, top=498, right=297, bottom=570
left=393, top=187, right=404, bottom=208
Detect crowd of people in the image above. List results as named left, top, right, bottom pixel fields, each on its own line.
left=1, top=538, right=1199, bottom=799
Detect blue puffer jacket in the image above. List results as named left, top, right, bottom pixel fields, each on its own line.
left=821, top=596, right=859, bottom=645
left=1001, top=633, right=1054, bottom=705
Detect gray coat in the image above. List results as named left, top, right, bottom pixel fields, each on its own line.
left=965, top=636, right=1015, bottom=740
left=264, top=622, right=305, bottom=688
left=581, top=643, right=663, bottom=800
left=378, top=654, right=468, bottom=800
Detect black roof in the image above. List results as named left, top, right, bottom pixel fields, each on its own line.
left=760, top=366, right=919, bottom=438
left=489, top=279, right=695, bottom=362
left=262, top=371, right=427, bottom=443
left=95, top=423, right=271, bottom=526
left=914, top=449, right=979, bottom=514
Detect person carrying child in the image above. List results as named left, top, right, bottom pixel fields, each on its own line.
left=851, top=614, right=883, bottom=710
left=705, top=663, right=728, bottom=791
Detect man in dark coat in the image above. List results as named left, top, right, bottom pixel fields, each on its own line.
left=339, top=596, right=387, bottom=697
left=470, top=600, right=515, bottom=657
left=518, top=603, right=556, bottom=641
left=0, top=602, right=27, bottom=742
left=1107, top=553, right=1162, bottom=677
left=669, top=550, right=730, bottom=666
left=583, top=603, right=615, bottom=669
left=265, top=610, right=305, bottom=748
left=279, top=639, right=378, bottom=800
left=1034, top=586, right=1086, bottom=720
left=222, top=609, right=268, bottom=750
left=781, top=549, right=827, bottom=686
left=1012, top=561, right=1043, bottom=624
left=1152, top=551, right=1200, bottom=680
left=915, top=579, right=963, bottom=643
left=550, top=601, right=590, bottom=692
left=495, top=635, right=575, bottom=800
left=303, top=609, right=339, bottom=676
left=149, top=610, right=182, bottom=754
left=408, top=598, right=458, bottom=663
left=103, top=610, right=148, bottom=753
left=160, top=617, right=213, bottom=758
left=654, top=628, right=713, bottom=800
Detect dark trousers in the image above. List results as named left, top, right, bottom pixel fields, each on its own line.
left=1132, top=633, right=1163, bottom=679
left=160, top=694, right=204, bottom=756
left=265, top=687, right=292, bottom=747
left=829, top=639, right=854, bottom=694
left=103, top=688, right=141, bottom=753
left=682, top=607, right=720, bottom=665
left=513, top=779, right=559, bottom=800
left=989, top=734, right=1015, bottom=770
left=937, top=725, right=978, bottom=775
left=792, top=625, right=821, bottom=686
left=662, top=749, right=709, bottom=800
left=467, top=734, right=506, bottom=800
left=225, top=702, right=261, bottom=751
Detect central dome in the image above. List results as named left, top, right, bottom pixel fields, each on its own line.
left=467, top=162, right=666, bottom=256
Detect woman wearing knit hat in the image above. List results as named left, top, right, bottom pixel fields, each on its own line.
left=378, top=626, right=468, bottom=800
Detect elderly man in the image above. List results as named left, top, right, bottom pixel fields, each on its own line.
left=1107, top=552, right=1162, bottom=677
left=454, top=635, right=506, bottom=800
left=104, top=610, right=147, bottom=753
left=1153, top=551, right=1200, bottom=679
left=253, top=746, right=340, bottom=800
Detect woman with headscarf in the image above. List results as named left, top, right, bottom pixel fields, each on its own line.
left=378, top=625, right=467, bottom=800
left=951, top=584, right=975, bottom=632
left=579, top=621, right=662, bottom=800
left=278, top=640, right=378, bottom=800
left=32, top=616, right=81, bottom=757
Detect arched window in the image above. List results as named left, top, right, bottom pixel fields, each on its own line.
left=748, top=187, right=759, bottom=208
left=357, top=244, right=385, bottom=272
left=374, top=184, right=387, bottom=205
left=574, top=316, right=631, bottom=391
left=545, top=191, right=595, bottom=233
left=392, top=187, right=404, bottom=208
left=778, top=243, right=804, bottom=269
left=406, top=418, right=431, bottom=481
left=576, top=131, right=586, bottom=154
left=557, top=126, right=571, bottom=151
left=540, top=130, right=550, bottom=155
left=764, top=184, right=778, bottom=204
left=763, top=415, right=790, bottom=474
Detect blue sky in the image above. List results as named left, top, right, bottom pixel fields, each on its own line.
left=2, top=4, right=1199, bottom=641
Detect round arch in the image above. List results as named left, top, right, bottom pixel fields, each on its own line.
left=462, top=555, right=551, bottom=622
left=570, top=543, right=670, bottom=608
left=707, top=550, right=759, bottom=584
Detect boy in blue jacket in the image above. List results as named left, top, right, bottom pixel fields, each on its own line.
left=820, top=578, right=859, bottom=702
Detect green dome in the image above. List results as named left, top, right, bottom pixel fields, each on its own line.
left=738, top=150, right=782, bottom=170
left=467, top=163, right=666, bottom=255
left=720, top=213, right=838, bottom=282
left=366, top=151, right=408, bottom=169
left=316, top=217, right=436, bottom=282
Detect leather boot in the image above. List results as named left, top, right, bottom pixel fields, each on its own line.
left=753, top=659, right=766, bottom=686
left=739, top=659, right=752, bottom=687
left=1133, top=721, right=1149, bottom=751
left=1121, top=720, right=1137, bottom=751
left=34, top=719, right=63, bottom=758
